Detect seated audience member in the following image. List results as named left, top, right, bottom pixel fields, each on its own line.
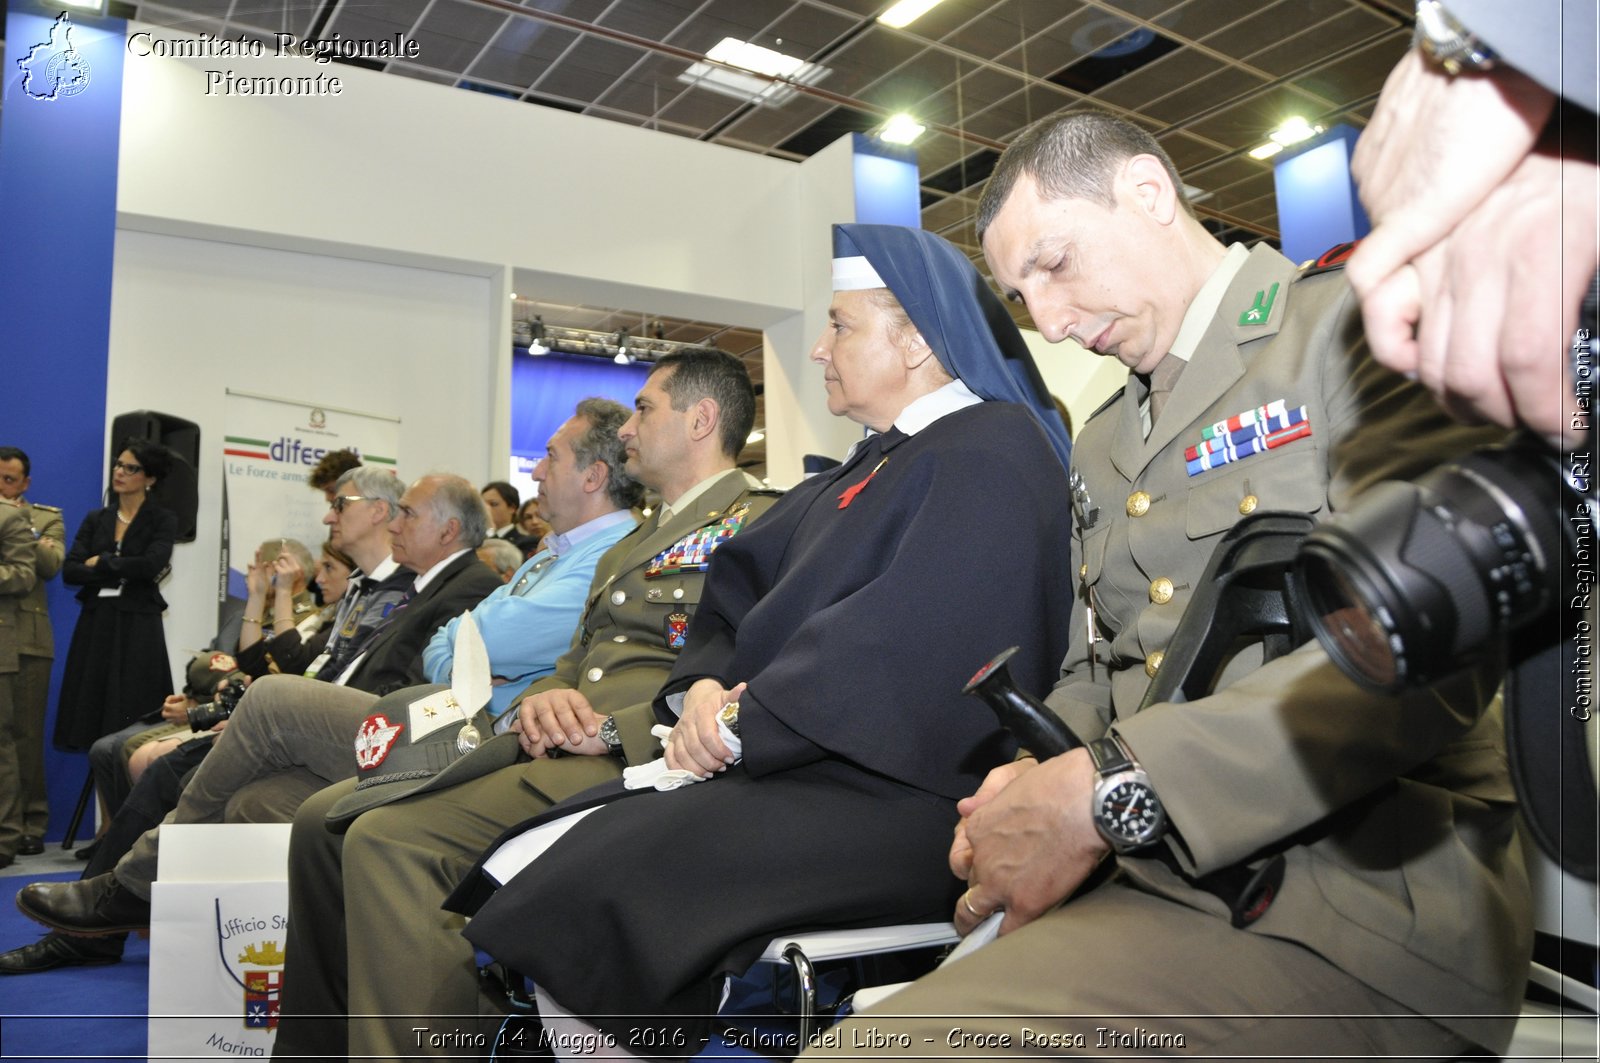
left=122, top=538, right=321, bottom=783
left=483, top=480, right=537, bottom=554
left=808, top=112, right=1530, bottom=1060
left=475, top=537, right=524, bottom=582
left=515, top=496, right=551, bottom=556
left=425, top=399, right=643, bottom=727
left=13, top=470, right=501, bottom=939
left=233, top=539, right=355, bottom=679
left=270, top=349, right=779, bottom=1057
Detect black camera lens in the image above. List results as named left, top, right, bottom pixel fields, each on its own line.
left=1293, top=440, right=1563, bottom=692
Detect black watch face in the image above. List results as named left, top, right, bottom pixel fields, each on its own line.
left=1097, top=778, right=1163, bottom=844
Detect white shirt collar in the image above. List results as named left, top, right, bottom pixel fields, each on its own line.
left=351, top=555, right=400, bottom=589
left=1168, top=242, right=1251, bottom=364
left=843, top=379, right=984, bottom=463
left=658, top=469, right=735, bottom=524
left=547, top=509, right=636, bottom=557
left=410, top=548, right=471, bottom=593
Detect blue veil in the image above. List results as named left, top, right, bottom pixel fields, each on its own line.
left=833, top=223, right=1073, bottom=472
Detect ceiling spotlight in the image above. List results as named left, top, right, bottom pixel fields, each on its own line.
left=1249, top=142, right=1285, bottom=160
left=613, top=330, right=631, bottom=365
left=527, top=316, right=548, bottom=356
left=1268, top=116, right=1322, bottom=148
left=878, top=0, right=948, bottom=29
left=746, top=430, right=766, bottom=444
left=879, top=114, right=926, bottom=146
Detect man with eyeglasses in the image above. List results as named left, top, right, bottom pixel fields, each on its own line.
left=0, top=447, right=64, bottom=863
left=13, top=468, right=502, bottom=943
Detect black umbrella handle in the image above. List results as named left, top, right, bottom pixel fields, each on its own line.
left=964, top=646, right=1083, bottom=757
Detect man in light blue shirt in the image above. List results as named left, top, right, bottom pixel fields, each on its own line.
left=424, top=398, right=641, bottom=729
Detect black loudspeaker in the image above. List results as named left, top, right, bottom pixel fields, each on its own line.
left=109, top=410, right=200, bottom=543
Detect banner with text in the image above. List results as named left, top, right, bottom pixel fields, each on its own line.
left=221, top=391, right=399, bottom=603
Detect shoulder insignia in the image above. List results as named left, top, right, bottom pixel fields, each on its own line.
left=1298, top=240, right=1358, bottom=279
left=28, top=503, right=61, bottom=513
left=1085, top=386, right=1127, bottom=425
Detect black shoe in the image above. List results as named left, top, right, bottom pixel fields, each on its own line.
left=73, top=839, right=99, bottom=861
left=15, top=873, right=151, bottom=936
left=17, top=837, right=44, bottom=857
left=0, top=932, right=124, bottom=974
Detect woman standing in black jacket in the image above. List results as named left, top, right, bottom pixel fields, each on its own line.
left=53, top=440, right=178, bottom=751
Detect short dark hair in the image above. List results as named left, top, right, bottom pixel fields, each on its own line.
left=571, top=398, right=644, bottom=510
left=0, top=447, right=30, bottom=476
left=648, top=347, right=755, bottom=460
left=119, top=438, right=172, bottom=482
left=977, top=111, right=1193, bottom=241
left=309, top=449, right=362, bottom=491
left=482, top=481, right=520, bottom=509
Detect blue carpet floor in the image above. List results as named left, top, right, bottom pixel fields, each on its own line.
left=0, top=871, right=147, bottom=1062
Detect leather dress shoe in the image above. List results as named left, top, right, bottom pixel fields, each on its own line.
left=18, top=836, right=44, bottom=857
left=15, top=873, right=151, bottom=936
left=0, top=932, right=123, bottom=974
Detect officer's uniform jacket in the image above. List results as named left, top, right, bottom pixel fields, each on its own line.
left=0, top=505, right=41, bottom=675
left=508, top=468, right=777, bottom=804
left=12, top=500, right=63, bottom=662
left=1051, top=243, right=1532, bottom=1048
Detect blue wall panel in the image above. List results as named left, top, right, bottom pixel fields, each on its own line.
left=1, top=5, right=126, bottom=840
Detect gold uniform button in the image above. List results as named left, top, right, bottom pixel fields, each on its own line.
left=1239, top=494, right=1259, bottom=515
left=1079, top=563, right=1088, bottom=580
left=586, top=667, right=604, bottom=683
left=1145, top=651, right=1165, bottom=677
left=1126, top=491, right=1151, bottom=517
left=1149, top=577, right=1174, bottom=604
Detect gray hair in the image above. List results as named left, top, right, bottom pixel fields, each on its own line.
left=570, top=397, right=644, bottom=510
left=425, top=474, right=490, bottom=549
left=977, top=111, right=1193, bottom=241
left=333, top=466, right=404, bottom=520
left=477, top=537, right=525, bottom=579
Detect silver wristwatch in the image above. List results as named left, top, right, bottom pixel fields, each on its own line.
left=1414, top=0, right=1498, bottom=75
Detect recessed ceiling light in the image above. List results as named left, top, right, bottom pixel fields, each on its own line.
left=1249, top=142, right=1285, bottom=160
left=679, top=37, right=829, bottom=106
left=879, top=114, right=926, bottom=146
left=879, top=0, right=948, bottom=29
left=1268, top=116, right=1322, bottom=147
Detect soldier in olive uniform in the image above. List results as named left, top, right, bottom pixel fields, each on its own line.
left=0, top=448, right=63, bottom=858
left=0, top=498, right=42, bottom=866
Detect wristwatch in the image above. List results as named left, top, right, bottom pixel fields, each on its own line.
left=1413, top=0, right=1498, bottom=75
left=598, top=715, right=625, bottom=759
left=1088, top=733, right=1167, bottom=853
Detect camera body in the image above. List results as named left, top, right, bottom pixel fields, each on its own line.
left=187, top=676, right=248, bottom=732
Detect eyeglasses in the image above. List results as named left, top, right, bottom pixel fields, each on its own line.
left=112, top=461, right=144, bottom=475
left=330, top=495, right=371, bottom=513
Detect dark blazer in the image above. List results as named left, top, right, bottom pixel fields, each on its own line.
left=343, top=550, right=501, bottom=697
left=62, top=504, right=177, bottom=613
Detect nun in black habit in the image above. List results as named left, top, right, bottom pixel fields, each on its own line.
left=457, top=223, right=1077, bottom=1055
